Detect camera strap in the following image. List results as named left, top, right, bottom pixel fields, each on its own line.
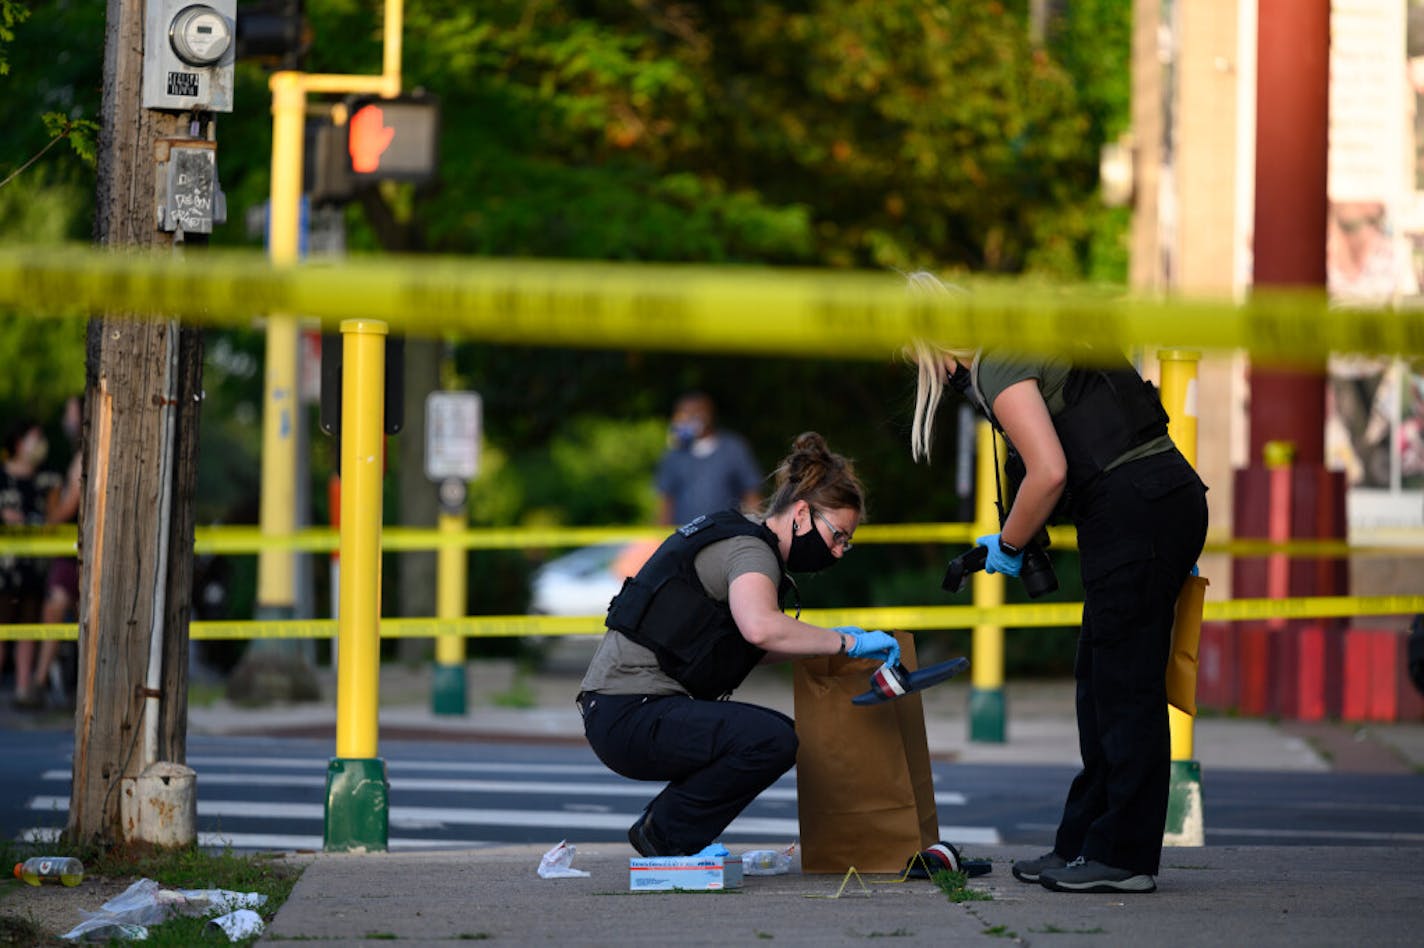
left=990, top=428, right=1008, bottom=530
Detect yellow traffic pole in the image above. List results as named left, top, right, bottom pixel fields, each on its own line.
left=969, top=419, right=1007, bottom=742
left=324, top=318, right=390, bottom=852
left=432, top=510, right=468, bottom=714
left=1159, top=350, right=1200, bottom=761
left=1159, top=349, right=1205, bottom=846
left=256, top=72, right=305, bottom=622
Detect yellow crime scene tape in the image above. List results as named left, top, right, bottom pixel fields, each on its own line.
left=1, top=523, right=1420, bottom=558
left=2, top=246, right=1423, bottom=361
left=3, top=594, right=1420, bottom=643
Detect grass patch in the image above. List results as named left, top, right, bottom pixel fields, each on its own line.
left=866, top=928, right=915, bottom=938
left=983, top=924, right=1017, bottom=938
left=931, top=869, right=992, bottom=903
left=0, top=838, right=303, bottom=947
left=1032, top=923, right=1107, bottom=934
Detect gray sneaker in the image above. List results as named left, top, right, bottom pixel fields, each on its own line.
left=1011, top=850, right=1068, bottom=883
left=1039, top=857, right=1156, bottom=893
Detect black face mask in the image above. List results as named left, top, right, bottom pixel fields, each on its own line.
left=786, top=516, right=837, bottom=573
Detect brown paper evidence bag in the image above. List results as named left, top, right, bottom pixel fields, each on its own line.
left=792, top=631, right=938, bottom=874
left=792, top=576, right=1209, bottom=874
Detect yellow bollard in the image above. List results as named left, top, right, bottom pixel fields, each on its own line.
left=432, top=510, right=468, bottom=714
left=1159, top=350, right=1201, bottom=762
left=335, top=319, right=388, bottom=760
left=1158, top=349, right=1204, bottom=847
left=969, top=419, right=1006, bottom=742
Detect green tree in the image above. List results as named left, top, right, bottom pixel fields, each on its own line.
left=0, top=0, right=1125, bottom=653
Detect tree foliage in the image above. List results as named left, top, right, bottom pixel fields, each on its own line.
left=0, top=1, right=1127, bottom=644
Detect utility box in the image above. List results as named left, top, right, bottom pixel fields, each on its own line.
left=156, top=139, right=227, bottom=234
left=143, top=0, right=237, bottom=112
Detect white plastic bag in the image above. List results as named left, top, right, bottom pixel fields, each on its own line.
left=207, top=909, right=265, bottom=941
left=537, top=840, right=591, bottom=879
left=59, top=876, right=269, bottom=942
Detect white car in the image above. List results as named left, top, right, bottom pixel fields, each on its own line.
left=528, top=543, right=630, bottom=617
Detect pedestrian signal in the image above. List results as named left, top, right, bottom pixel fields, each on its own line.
left=344, top=95, right=440, bottom=184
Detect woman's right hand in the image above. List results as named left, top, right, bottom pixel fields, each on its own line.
left=836, top=627, right=902, bottom=666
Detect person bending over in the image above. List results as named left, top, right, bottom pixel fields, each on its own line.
left=906, top=272, right=1207, bottom=894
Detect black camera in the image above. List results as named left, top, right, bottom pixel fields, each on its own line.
left=941, top=530, right=1058, bottom=599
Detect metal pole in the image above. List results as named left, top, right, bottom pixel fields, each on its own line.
left=256, top=72, right=305, bottom=622
left=969, top=419, right=1006, bottom=743
left=432, top=510, right=468, bottom=715
left=1160, top=349, right=1207, bottom=847
left=324, top=318, right=390, bottom=852
left=1160, top=350, right=1201, bottom=762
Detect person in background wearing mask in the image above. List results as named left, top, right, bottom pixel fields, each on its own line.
left=655, top=391, right=763, bottom=526
left=579, top=432, right=899, bottom=857
left=0, top=417, right=57, bottom=709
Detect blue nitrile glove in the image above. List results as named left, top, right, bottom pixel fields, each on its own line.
left=976, top=533, right=1024, bottom=578
left=836, top=626, right=902, bottom=667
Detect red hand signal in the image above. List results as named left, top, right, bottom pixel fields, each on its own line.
left=349, top=105, right=396, bottom=173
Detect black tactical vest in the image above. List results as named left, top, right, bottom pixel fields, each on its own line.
left=1049, top=360, right=1171, bottom=491
left=605, top=510, right=789, bottom=700
left=972, top=350, right=1170, bottom=515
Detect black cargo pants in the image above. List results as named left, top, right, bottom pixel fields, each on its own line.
left=1053, top=448, right=1209, bottom=876
left=578, top=690, right=798, bottom=855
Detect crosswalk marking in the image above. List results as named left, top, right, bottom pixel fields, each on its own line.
left=39, top=768, right=969, bottom=806
left=25, top=796, right=1001, bottom=845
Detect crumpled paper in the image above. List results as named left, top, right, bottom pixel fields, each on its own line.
left=206, top=909, right=265, bottom=941
left=537, top=840, right=591, bottom=879
left=60, top=877, right=268, bottom=942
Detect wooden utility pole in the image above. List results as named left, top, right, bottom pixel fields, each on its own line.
left=69, top=0, right=204, bottom=846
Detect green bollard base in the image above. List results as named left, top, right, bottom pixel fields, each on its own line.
left=324, top=757, right=389, bottom=852
left=1163, top=758, right=1204, bottom=847
left=432, top=663, right=467, bottom=716
left=968, top=687, right=1006, bottom=744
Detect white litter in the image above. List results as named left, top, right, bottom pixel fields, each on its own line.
left=538, top=840, right=591, bottom=879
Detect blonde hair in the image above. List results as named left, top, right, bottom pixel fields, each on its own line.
left=903, top=271, right=974, bottom=463
left=763, top=432, right=866, bottom=519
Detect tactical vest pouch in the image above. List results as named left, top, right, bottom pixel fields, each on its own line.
left=607, top=574, right=764, bottom=700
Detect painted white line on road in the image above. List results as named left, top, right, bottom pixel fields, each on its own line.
left=17, top=827, right=475, bottom=852
left=26, top=796, right=998, bottom=845
left=1016, top=822, right=1424, bottom=843
left=184, top=756, right=612, bottom=776
left=41, top=769, right=968, bottom=806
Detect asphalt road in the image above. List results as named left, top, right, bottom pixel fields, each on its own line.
left=3, top=730, right=1421, bottom=852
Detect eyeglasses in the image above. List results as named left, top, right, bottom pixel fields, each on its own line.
left=810, top=506, right=854, bottom=553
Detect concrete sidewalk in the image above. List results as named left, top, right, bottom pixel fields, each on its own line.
left=261, top=842, right=1420, bottom=947
left=182, top=658, right=1424, bottom=946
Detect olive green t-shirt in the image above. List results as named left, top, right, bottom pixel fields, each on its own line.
left=579, top=529, right=780, bottom=696
left=974, top=350, right=1173, bottom=475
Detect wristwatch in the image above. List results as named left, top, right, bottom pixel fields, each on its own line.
left=836, top=633, right=848, bottom=654
left=998, top=537, right=1023, bottom=557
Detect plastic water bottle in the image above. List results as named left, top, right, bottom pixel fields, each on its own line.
left=13, top=856, right=84, bottom=886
